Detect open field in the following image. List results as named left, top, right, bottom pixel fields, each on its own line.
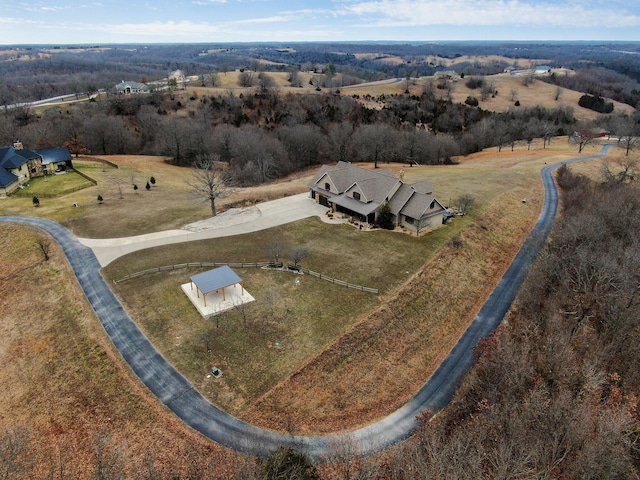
left=0, top=155, right=312, bottom=238
left=183, top=67, right=634, bottom=123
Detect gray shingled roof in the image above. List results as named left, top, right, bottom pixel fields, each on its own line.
left=387, top=183, right=415, bottom=215
left=409, top=180, right=434, bottom=195
left=190, top=266, right=242, bottom=295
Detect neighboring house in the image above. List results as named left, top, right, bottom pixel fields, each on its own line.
left=115, top=80, right=150, bottom=95
left=169, top=69, right=186, bottom=85
left=308, top=161, right=446, bottom=234
left=534, top=65, right=552, bottom=75
left=0, top=142, right=72, bottom=196
left=434, top=70, right=460, bottom=81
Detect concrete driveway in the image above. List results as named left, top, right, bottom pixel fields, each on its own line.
left=79, top=193, right=328, bottom=266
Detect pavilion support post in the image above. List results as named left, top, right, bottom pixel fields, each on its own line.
left=203, top=292, right=207, bottom=307
left=222, top=288, right=226, bottom=301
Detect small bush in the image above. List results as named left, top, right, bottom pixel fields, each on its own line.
left=32, top=195, right=40, bottom=207
left=465, top=96, right=479, bottom=106
left=465, top=77, right=484, bottom=89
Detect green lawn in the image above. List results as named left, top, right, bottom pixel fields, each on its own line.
left=104, top=216, right=469, bottom=414
left=13, top=171, right=94, bottom=198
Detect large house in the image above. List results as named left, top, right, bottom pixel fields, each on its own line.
left=308, top=161, right=446, bottom=234
left=0, top=142, right=73, bottom=196
left=115, top=80, right=150, bottom=95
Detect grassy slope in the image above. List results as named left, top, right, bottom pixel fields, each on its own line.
left=101, top=144, right=581, bottom=433
left=0, top=224, right=247, bottom=477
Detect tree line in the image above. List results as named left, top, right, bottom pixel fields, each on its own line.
left=1, top=82, right=609, bottom=187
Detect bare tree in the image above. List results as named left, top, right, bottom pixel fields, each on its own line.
left=188, top=154, right=229, bottom=217
left=257, top=72, right=276, bottom=95
left=327, top=122, right=354, bottom=163
left=288, top=69, right=303, bottom=88
left=238, top=71, right=255, bottom=88
left=0, top=424, right=32, bottom=480
left=289, top=245, right=310, bottom=267
left=571, top=129, right=596, bottom=153
left=457, top=193, right=475, bottom=214
left=266, top=240, right=288, bottom=265
left=36, top=236, right=52, bottom=261
left=206, top=72, right=221, bottom=88
left=601, top=157, right=639, bottom=185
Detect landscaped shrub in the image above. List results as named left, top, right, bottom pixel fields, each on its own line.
left=32, top=195, right=39, bottom=207
left=376, top=203, right=394, bottom=230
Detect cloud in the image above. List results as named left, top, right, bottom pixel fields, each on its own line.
left=339, top=0, right=640, bottom=28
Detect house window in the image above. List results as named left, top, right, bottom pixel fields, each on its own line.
left=430, top=200, right=435, bottom=209
left=324, top=182, right=331, bottom=191
left=353, top=191, right=361, bottom=200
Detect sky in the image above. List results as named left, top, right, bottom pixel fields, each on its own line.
left=1, top=0, right=640, bottom=45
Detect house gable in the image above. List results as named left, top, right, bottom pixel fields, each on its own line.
left=308, top=161, right=445, bottom=230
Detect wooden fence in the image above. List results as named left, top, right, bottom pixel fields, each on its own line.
left=72, top=169, right=98, bottom=185
left=299, top=267, right=379, bottom=293
left=112, top=262, right=378, bottom=294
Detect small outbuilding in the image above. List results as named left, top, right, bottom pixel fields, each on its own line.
left=181, top=265, right=255, bottom=318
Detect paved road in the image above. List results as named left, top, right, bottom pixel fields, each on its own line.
left=0, top=145, right=611, bottom=460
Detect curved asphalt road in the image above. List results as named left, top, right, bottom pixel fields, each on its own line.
left=0, top=145, right=611, bottom=461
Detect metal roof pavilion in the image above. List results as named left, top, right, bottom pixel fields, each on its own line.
left=189, top=265, right=244, bottom=306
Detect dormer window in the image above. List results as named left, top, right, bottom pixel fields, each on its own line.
left=353, top=191, right=361, bottom=201
left=325, top=182, right=331, bottom=191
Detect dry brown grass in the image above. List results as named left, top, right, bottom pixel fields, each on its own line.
left=1, top=142, right=611, bottom=456
left=103, top=145, right=583, bottom=433
left=0, top=224, right=246, bottom=477
left=186, top=63, right=637, bottom=123
left=0, top=155, right=313, bottom=238
left=242, top=183, right=542, bottom=434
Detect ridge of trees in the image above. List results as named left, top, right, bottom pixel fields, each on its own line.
left=1, top=85, right=589, bottom=187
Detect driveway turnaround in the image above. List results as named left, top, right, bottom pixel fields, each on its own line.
left=0, top=146, right=611, bottom=460
left=78, top=193, right=328, bottom=266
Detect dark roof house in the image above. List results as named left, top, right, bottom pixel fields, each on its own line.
left=0, top=143, right=73, bottom=196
